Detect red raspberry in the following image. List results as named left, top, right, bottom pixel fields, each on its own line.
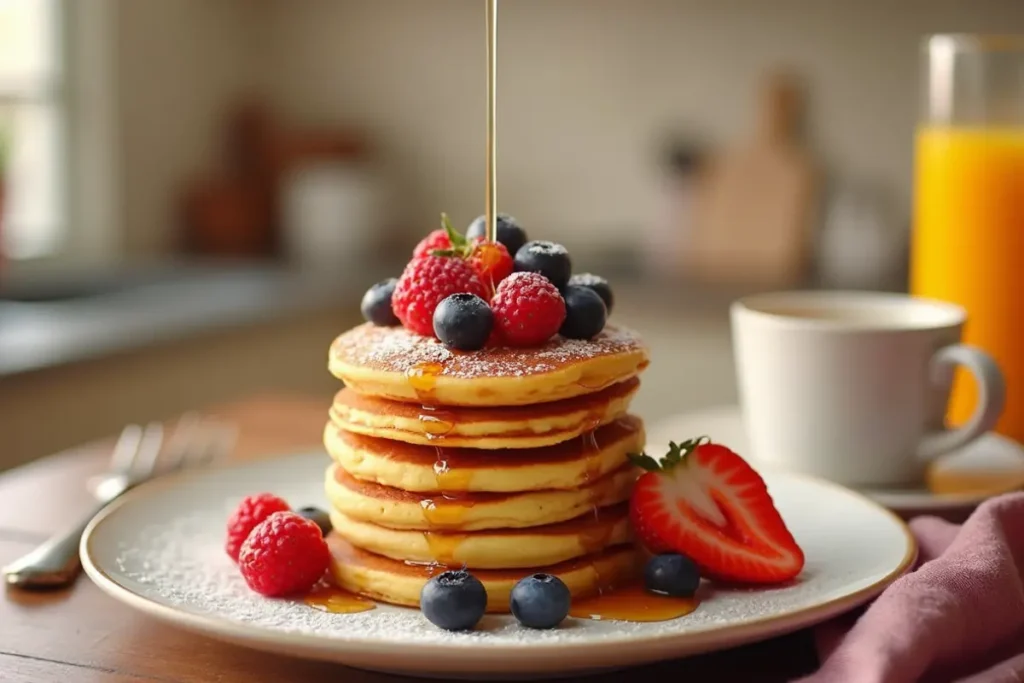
left=485, top=326, right=504, bottom=348
left=412, top=229, right=451, bottom=258
left=392, top=255, right=488, bottom=336
left=225, top=493, right=290, bottom=562
left=491, top=272, right=567, bottom=346
left=468, top=240, right=514, bottom=292
left=238, top=511, right=330, bottom=596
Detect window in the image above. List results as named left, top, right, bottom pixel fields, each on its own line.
left=0, top=0, right=64, bottom=260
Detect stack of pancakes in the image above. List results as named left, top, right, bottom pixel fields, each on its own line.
left=323, top=322, right=650, bottom=612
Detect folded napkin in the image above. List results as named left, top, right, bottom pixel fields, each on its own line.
left=798, top=492, right=1024, bottom=683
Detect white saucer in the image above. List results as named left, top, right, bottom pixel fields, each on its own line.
left=648, top=406, right=1024, bottom=514
left=81, top=450, right=915, bottom=679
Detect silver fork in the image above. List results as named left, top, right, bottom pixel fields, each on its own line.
left=2, top=415, right=235, bottom=589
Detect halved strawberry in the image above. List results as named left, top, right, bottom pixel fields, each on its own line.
left=628, top=438, right=805, bottom=585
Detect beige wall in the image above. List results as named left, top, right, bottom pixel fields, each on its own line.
left=115, top=0, right=256, bottom=257
left=112, top=0, right=1024, bottom=258
left=249, top=0, right=1024, bottom=254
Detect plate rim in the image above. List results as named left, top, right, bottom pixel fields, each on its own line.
left=79, top=450, right=918, bottom=660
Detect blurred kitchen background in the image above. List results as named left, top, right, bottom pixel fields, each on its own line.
left=1, top=0, right=1021, bottom=470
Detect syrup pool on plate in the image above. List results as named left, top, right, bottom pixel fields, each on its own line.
left=569, top=582, right=700, bottom=622
left=303, top=585, right=376, bottom=614
left=301, top=579, right=699, bottom=623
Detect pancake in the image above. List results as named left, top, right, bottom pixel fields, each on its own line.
left=329, top=376, right=640, bottom=449
left=327, top=534, right=639, bottom=612
left=324, top=415, right=644, bottom=493
left=328, top=503, right=631, bottom=569
left=328, top=323, right=649, bottom=407
left=324, top=463, right=637, bottom=531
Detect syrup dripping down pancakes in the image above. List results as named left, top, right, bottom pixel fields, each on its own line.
left=323, top=322, right=650, bottom=612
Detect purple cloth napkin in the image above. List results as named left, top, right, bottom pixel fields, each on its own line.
left=797, top=492, right=1024, bottom=683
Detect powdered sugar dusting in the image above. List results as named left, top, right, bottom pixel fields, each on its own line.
left=91, top=451, right=913, bottom=662
left=330, top=324, right=647, bottom=379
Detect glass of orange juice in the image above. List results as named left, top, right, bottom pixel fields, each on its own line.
left=911, top=35, right=1024, bottom=443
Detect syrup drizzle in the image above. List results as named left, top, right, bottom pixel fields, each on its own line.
left=406, top=362, right=443, bottom=402
left=423, top=531, right=466, bottom=566
left=580, top=416, right=603, bottom=485
left=419, top=404, right=456, bottom=440
left=313, top=0, right=678, bottom=629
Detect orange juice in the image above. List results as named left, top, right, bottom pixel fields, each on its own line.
left=910, top=127, right=1024, bottom=443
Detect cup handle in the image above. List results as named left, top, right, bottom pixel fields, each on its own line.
left=917, top=344, right=1005, bottom=462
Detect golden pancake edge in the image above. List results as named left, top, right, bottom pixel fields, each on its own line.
left=329, top=376, right=640, bottom=448
left=329, top=323, right=649, bottom=407
left=324, top=415, right=644, bottom=493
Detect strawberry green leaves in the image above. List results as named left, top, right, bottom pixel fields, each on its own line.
left=431, top=213, right=475, bottom=259
left=628, top=436, right=710, bottom=472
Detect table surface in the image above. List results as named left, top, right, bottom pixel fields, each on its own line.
left=0, top=394, right=820, bottom=683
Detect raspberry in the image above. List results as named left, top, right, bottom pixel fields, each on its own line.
left=392, top=255, right=488, bottom=336
left=468, top=240, right=514, bottom=292
left=413, top=229, right=451, bottom=258
left=491, top=272, right=567, bottom=346
left=225, top=493, right=290, bottom=562
left=238, top=511, right=330, bottom=596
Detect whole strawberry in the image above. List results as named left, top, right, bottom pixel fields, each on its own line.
left=392, top=254, right=488, bottom=336
left=238, top=511, right=331, bottom=596
left=225, top=493, right=291, bottom=562
left=491, top=272, right=567, bottom=346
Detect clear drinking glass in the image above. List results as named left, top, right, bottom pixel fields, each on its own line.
left=910, top=34, right=1024, bottom=443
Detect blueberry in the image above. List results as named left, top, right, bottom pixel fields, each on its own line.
left=432, top=293, right=494, bottom=351
left=559, top=286, right=607, bottom=340
left=514, top=241, right=572, bottom=290
left=644, top=553, right=701, bottom=598
left=361, top=278, right=400, bottom=326
left=509, top=573, right=571, bottom=629
left=296, top=506, right=332, bottom=536
left=567, top=273, right=613, bottom=315
left=467, top=213, right=528, bottom=257
left=420, top=569, right=488, bottom=631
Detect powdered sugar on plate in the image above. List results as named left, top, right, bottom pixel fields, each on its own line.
left=86, top=451, right=914, bottom=657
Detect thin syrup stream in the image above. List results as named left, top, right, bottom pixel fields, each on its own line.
left=485, top=0, right=498, bottom=243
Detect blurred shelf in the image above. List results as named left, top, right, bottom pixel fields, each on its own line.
left=0, top=258, right=405, bottom=378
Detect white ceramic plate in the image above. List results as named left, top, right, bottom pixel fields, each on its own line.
left=648, top=405, right=1024, bottom=514
left=81, top=450, right=915, bottom=680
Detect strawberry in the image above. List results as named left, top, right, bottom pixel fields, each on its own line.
left=628, top=438, right=804, bottom=585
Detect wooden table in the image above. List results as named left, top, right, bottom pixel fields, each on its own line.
left=0, top=395, right=820, bottom=682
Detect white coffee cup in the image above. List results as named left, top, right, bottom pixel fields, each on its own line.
left=730, top=290, right=1005, bottom=487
